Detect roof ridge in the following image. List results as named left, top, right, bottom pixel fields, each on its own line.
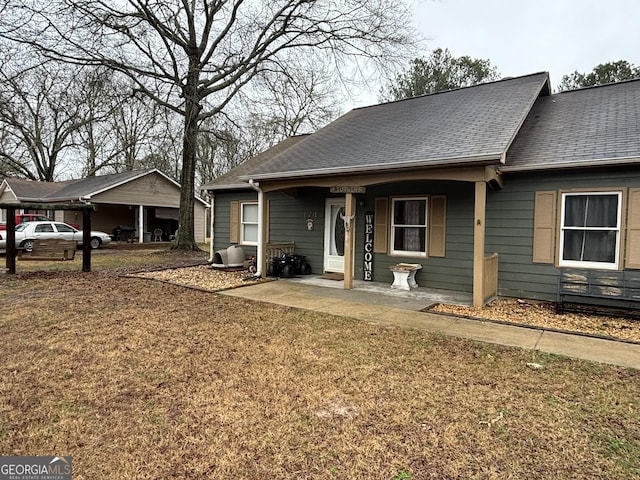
left=355, top=71, right=550, bottom=111
left=555, top=76, right=640, bottom=94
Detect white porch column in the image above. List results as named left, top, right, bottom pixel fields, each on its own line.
left=248, top=179, right=265, bottom=275
left=344, top=193, right=355, bottom=290
left=257, top=188, right=267, bottom=275
left=208, top=194, right=215, bottom=262
left=473, top=181, right=487, bottom=307
left=138, top=205, right=144, bottom=243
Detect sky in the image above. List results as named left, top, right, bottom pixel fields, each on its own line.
left=351, top=0, right=640, bottom=107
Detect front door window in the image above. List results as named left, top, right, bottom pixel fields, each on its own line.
left=331, top=205, right=345, bottom=256
left=325, top=200, right=346, bottom=273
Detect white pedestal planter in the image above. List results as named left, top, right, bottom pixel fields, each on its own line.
left=389, top=263, right=422, bottom=291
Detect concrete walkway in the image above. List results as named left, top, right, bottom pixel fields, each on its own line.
left=221, top=280, right=640, bottom=369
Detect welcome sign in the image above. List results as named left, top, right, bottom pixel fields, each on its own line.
left=364, top=211, right=374, bottom=281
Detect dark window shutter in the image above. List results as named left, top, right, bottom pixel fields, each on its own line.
left=429, top=195, right=446, bottom=257
left=626, top=188, right=640, bottom=268
left=532, top=191, right=556, bottom=264
left=230, top=201, right=239, bottom=244
left=374, top=197, right=388, bottom=254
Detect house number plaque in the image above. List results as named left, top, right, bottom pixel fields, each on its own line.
left=329, top=186, right=366, bottom=194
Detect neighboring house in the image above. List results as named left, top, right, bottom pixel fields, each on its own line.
left=0, top=169, right=207, bottom=243
left=202, top=72, right=640, bottom=306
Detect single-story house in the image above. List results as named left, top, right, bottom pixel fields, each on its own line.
left=202, top=72, right=640, bottom=306
left=1, top=169, right=207, bottom=243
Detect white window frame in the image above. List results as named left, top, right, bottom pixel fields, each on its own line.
left=558, top=191, right=622, bottom=270
left=390, top=196, right=428, bottom=258
left=240, top=201, right=259, bottom=246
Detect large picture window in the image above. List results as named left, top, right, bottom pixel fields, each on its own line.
left=391, top=197, right=428, bottom=257
left=241, top=202, right=259, bottom=245
left=559, top=192, right=622, bottom=269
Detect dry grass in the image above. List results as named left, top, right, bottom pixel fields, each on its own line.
left=7, top=241, right=210, bottom=274
left=0, top=246, right=639, bottom=479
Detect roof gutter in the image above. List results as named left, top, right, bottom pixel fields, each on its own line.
left=203, top=183, right=252, bottom=192
left=248, top=179, right=264, bottom=277
left=239, top=153, right=503, bottom=182
left=15, top=195, right=88, bottom=203
left=501, top=155, right=640, bottom=173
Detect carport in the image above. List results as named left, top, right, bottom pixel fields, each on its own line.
left=2, top=202, right=95, bottom=274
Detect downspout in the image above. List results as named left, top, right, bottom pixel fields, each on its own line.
left=208, top=193, right=215, bottom=263
left=248, top=179, right=264, bottom=276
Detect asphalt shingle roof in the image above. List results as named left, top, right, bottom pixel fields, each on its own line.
left=45, top=170, right=154, bottom=200
left=4, top=178, right=80, bottom=200
left=242, top=72, right=550, bottom=180
left=2, top=169, right=181, bottom=203
left=505, top=78, right=640, bottom=171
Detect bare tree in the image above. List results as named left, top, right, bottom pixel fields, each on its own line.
left=74, top=68, right=129, bottom=177
left=196, top=61, right=342, bottom=187
left=196, top=116, right=260, bottom=186
left=2, top=0, right=415, bottom=249
left=249, top=60, right=341, bottom=138
left=76, top=70, right=168, bottom=176
left=0, top=61, right=97, bottom=181
left=136, top=107, right=184, bottom=180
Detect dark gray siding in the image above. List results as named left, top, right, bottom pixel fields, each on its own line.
left=268, top=183, right=476, bottom=288
left=267, top=189, right=327, bottom=274
left=357, top=181, right=474, bottom=292
left=213, top=188, right=330, bottom=274
left=212, top=190, right=258, bottom=257
left=213, top=182, right=476, bottom=291
left=487, top=166, right=640, bottom=301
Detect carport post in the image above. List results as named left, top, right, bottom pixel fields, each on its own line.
left=82, top=207, right=91, bottom=272
left=138, top=205, right=144, bottom=243
left=5, top=206, right=16, bottom=274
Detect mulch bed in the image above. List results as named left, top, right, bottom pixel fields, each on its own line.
left=432, top=298, right=640, bottom=343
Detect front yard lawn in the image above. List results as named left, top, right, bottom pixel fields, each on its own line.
left=0, top=249, right=638, bottom=479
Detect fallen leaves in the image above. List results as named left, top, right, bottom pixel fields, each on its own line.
left=129, top=265, right=266, bottom=291
left=432, top=298, right=640, bottom=342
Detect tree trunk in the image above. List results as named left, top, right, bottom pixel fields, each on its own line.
left=174, top=59, right=200, bottom=251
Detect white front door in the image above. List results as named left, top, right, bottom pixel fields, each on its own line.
left=324, top=198, right=345, bottom=273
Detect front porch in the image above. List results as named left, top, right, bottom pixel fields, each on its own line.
left=284, top=274, right=473, bottom=310
left=252, top=166, right=502, bottom=307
